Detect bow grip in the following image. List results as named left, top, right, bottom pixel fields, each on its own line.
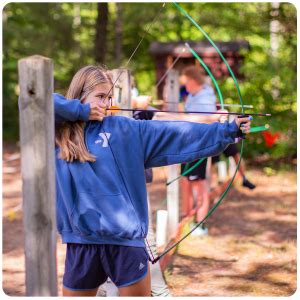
left=237, top=114, right=250, bottom=139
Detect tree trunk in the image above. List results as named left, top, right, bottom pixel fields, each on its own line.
left=115, top=3, right=123, bottom=66
left=95, top=3, right=108, bottom=64
left=270, top=2, right=280, bottom=100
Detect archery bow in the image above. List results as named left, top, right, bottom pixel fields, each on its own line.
left=108, top=106, right=270, bottom=117
left=150, top=2, right=252, bottom=263
left=101, top=2, right=271, bottom=264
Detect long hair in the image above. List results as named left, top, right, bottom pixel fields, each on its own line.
left=56, top=65, right=113, bottom=162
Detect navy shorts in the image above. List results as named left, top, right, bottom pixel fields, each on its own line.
left=63, top=243, right=149, bottom=291
left=181, top=158, right=207, bottom=181
left=224, top=143, right=239, bottom=157
left=212, top=144, right=239, bottom=164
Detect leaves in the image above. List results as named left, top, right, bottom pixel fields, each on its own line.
left=3, top=3, right=296, bottom=160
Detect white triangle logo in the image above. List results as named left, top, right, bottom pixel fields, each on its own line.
left=139, top=262, right=145, bottom=270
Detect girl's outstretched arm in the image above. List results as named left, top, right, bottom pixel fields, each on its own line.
left=139, top=118, right=250, bottom=168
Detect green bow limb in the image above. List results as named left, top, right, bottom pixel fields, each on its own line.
left=173, top=2, right=244, bottom=112
left=155, top=3, right=248, bottom=262
left=166, top=158, right=205, bottom=186
left=166, top=41, right=226, bottom=186
left=173, top=1, right=246, bottom=207
left=154, top=2, right=250, bottom=262
left=172, top=0, right=245, bottom=203
left=184, top=43, right=224, bottom=109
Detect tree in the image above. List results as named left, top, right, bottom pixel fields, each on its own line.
left=115, top=3, right=123, bottom=66
left=95, top=3, right=108, bottom=64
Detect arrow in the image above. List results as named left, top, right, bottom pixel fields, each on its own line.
left=107, top=106, right=271, bottom=117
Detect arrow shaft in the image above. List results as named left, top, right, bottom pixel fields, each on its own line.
left=108, top=107, right=271, bottom=117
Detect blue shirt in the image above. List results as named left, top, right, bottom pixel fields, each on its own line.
left=185, top=84, right=217, bottom=113
left=53, top=93, right=238, bottom=247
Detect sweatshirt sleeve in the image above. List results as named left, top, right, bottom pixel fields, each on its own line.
left=139, top=120, right=239, bottom=168
left=53, top=93, right=90, bottom=125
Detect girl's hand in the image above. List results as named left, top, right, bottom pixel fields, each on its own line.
left=235, top=116, right=252, bottom=134
left=89, top=102, right=107, bottom=121
left=132, top=95, right=151, bottom=109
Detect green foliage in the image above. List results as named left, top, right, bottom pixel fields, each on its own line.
left=3, top=2, right=296, bottom=161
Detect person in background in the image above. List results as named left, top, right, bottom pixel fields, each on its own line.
left=181, top=66, right=256, bottom=201
left=179, top=66, right=217, bottom=237
left=202, top=73, right=256, bottom=190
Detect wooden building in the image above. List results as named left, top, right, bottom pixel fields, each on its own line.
left=149, top=40, right=250, bottom=99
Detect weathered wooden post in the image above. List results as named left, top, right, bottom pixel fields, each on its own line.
left=206, top=157, right=212, bottom=189
left=156, top=210, right=168, bottom=248
left=228, top=156, right=237, bottom=177
left=218, top=160, right=227, bottom=182
left=18, top=55, right=57, bottom=296
left=166, top=69, right=180, bottom=238
left=112, top=68, right=132, bottom=117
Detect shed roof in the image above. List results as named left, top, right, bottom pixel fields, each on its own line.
left=150, top=40, right=250, bottom=56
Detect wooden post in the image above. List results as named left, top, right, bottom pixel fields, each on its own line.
left=18, top=55, right=57, bottom=296
left=206, top=157, right=212, bottom=189
left=166, top=70, right=180, bottom=238
left=112, top=68, right=132, bottom=117
left=218, top=161, right=227, bottom=182
left=228, top=156, right=237, bottom=177
left=156, top=210, right=168, bottom=248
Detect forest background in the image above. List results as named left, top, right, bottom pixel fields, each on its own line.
left=3, top=2, right=297, bottom=166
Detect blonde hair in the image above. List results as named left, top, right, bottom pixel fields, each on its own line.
left=56, top=65, right=113, bottom=162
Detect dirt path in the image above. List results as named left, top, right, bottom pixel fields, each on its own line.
left=2, top=145, right=296, bottom=296
left=2, top=145, right=66, bottom=296
left=163, top=169, right=296, bottom=296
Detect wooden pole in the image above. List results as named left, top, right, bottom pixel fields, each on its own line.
left=112, top=68, right=132, bottom=117
left=217, top=161, right=227, bottom=182
left=18, top=55, right=57, bottom=296
left=156, top=210, right=168, bottom=248
left=206, top=157, right=212, bottom=190
left=166, top=70, right=180, bottom=238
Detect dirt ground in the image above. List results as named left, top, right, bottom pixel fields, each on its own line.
left=2, top=144, right=297, bottom=296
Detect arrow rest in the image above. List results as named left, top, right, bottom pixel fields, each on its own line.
left=108, top=105, right=121, bottom=114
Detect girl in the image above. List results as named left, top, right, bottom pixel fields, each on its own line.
left=54, top=65, right=251, bottom=297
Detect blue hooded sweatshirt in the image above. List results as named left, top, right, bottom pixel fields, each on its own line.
left=54, top=93, right=239, bottom=248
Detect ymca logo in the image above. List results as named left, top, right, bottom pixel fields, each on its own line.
left=95, top=132, right=111, bottom=147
